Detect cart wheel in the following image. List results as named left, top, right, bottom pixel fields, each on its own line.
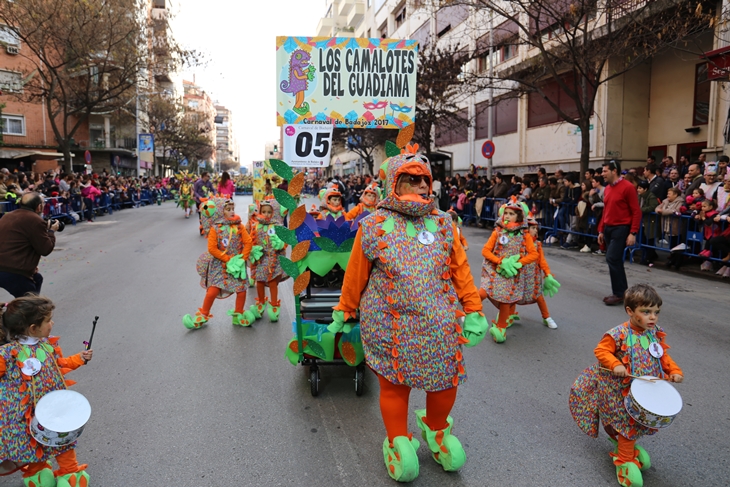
left=354, top=364, right=365, bottom=396
left=309, top=366, right=320, bottom=397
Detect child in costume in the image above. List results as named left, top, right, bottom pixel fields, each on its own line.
left=0, top=296, right=93, bottom=487
left=179, top=177, right=194, bottom=218
left=248, top=199, right=287, bottom=322
left=183, top=197, right=255, bottom=329
left=479, top=197, right=538, bottom=343
left=318, top=186, right=345, bottom=219
left=569, top=284, right=684, bottom=487
left=515, top=214, right=560, bottom=329
left=330, top=144, right=488, bottom=482
left=345, top=182, right=380, bottom=220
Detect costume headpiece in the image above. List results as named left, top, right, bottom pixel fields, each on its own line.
left=526, top=212, right=539, bottom=226
left=377, top=143, right=435, bottom=217
left=361, top=182, right=381, bottom=205
left=257, top=198, right=282, bottom=224
left=704, top=162, right=718, bottom=175
left=498, top=196, right=530, bottom=218
left=320, top=184, right=343, bottom=213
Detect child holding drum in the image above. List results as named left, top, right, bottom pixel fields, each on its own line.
left=0, top=295, right=92, bottom=487
left=569, top=284, right=684, bottom=487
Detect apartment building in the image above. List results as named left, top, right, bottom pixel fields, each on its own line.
left=183, top=79, right=217, bottom=167
left=215, top=104, right=239, bottom=169
left=316, top=0, right=730, bottom=176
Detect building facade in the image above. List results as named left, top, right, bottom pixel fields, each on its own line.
left=183, top=78, right=217, bottom=168
left=215, top=104, right=239, bottom=170
left=316, top=0, right=730, bottom=177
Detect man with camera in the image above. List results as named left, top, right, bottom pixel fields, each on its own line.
left=0, top=192, right=58, bottom=298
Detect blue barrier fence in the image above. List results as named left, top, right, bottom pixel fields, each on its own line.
left=458, top=197, right=729, bottom=267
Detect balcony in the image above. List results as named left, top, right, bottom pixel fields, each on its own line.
left=347, top=1, right=365, bottom=27
left=337, top=0, right=354, bottom=17
left=316, top=17, right=336, bottom=37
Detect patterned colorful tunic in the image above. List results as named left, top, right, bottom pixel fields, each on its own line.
left=517, top=241, right=545, bottom=305
left=0, top=337, right=78, bottom=463
left=480, top=223, right=537, bottom=304
left=569, top=324, right=671, bottom=440
left=250, top=221, right=286, bottom=283
left=359, top=208, right=465, bottom=392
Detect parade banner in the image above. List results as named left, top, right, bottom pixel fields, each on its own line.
left=138, top=134, right=154, bottom=163
left=276, top=36, right=417, bottom=129
left=252, top=160, right=277, bottom=202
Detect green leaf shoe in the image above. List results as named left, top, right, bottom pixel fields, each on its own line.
left=229, top=309, right=256, bottom=327
left=23, top=467, right=55, bottom=487
left=382, top=436, right=420, bottom=482
left=249, top=299, right=266, bottom=320
left=182, top=309, right=211, bottom=329
left=610, top=438, right=650, bottom=471
left=266, top=300, right=281, bottom=322
left=56, top=470, right=89, bottom=487
left=615, top=461, right=643, bottom=487
left=489, top=322, right=507, bottom=343
left=414, top=409, right=466, bottom=472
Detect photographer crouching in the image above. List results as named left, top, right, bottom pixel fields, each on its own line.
left=0, top=192, right=59, bottom=298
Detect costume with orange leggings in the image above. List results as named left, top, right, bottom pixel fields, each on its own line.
left=0, top=336, right=89, bottom=487
left=344, top=183, right=380, bottom=221
left=331, top=146, right=488, bottom=482
left=183, top=197, right=253, bottom=329
left=517, top=239, right=559, bottom=321
left=248, top=199, right=287, bottom=322
left=569, top=322, right=682, bottom=487
left=479, top=201, right=538, bottom=342
left=317, top=186, right=344, bottom=220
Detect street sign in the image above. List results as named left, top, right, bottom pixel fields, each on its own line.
left=481, top=140, right=495, bottom=159
left=180, top=158, right=189, bottom=167
left=283, top=124, right=333, bottom=167
left=84, top=150, right=92, bottom=164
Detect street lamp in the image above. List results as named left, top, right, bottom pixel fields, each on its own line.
left=135, top=89, right=171, bottom=176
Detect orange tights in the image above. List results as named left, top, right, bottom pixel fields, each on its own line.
left=23, top=449, right=85, bottom=477
left=604, top=424, right=638, bottom=464
left=256, top=281, right=279, bottom=305
left=536, top=296, right=550, bottom=319
left=377, top=374, right=457, bottom=441
left=485, top=297, right=515, bottom=330
left=480, top=289, right=550, bottom=321
left=201, top=286, right=246, bottom=315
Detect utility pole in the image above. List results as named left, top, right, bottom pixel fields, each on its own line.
left=487, top=11, right=494, bottom=179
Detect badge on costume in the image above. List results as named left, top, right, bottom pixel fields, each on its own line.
left=418, top=231, right=435, bottom=245
left=267, top=227, right=276, bottom=236
left=499, top=235, right=509, bottom=245
left=221, top=238, right=229, bottom=248
left=648, top=342, right=663, bottom=358
left=22, top=357, right=42, bottom=376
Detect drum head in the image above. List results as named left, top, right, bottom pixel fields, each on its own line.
left=35, top=390, right=91, bottom=433
left=631, top=377, right=683, bottom=416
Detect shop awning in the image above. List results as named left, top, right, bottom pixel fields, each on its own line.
left=0, top=149, right=68, bottom=160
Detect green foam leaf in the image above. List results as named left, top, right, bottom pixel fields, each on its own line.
left=406, top=221, right=417, bottom=237
left=425, top=219, right=438, bottom=233
left=304, top=339, right=327, bottom=360
left=639, top=335, right=650, bottom=350
left=297, top=252, right=339, bottom=276
left=337, top=238, right=355, bottom=253
left=382, top=217, right=395, bottom=234
left=269, top=159, right=294, bottom=181
left=35, top=348, right=47, bottom=363
left=385, top=140, right=401, bottom=158
left=278, top=256, right=301, bottom=279
left=335, top=252, right=352, bottom=269
left=274, top=225, right=298, bottom=246
left=273, top=189, right=298, bottom=211
left=313, top=237, right=339, bottom=253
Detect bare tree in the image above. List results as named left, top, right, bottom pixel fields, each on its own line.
left=0, top=0, right=195, bottom=173
left=332, top=127, right=396, bottom=175
left=429, top=0, right=714, bottom=175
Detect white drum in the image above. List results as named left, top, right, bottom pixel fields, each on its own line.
left=30, top=390, right=91, bottom=447
left=624, top=376, right=682, bottom=429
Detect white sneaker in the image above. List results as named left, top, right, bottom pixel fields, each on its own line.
left=593, top=249, right=605, bottom=255
left=548, top=236, right=559, bottom=244
left=700, top=261, right=713, bottom=271
left=671, top=243, right=686, bottom=252
left=658, top=239, right=669, bottom=245
left=716, top=266, right=730, bottom=278
left=543, top=317, right=558, bottom=329
left=580, top=245, right=591, bottom=253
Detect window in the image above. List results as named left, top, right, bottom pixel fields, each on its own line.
left=435, top=108, right=468, bottom=146
left=502, top=43, right=518, bottom=62
left=693, top=63, right=710, bottom=126
left=476, top=97, right=519, bottom=138
left=528, top=74, right=595, bottom=128
left=188, top=100, right=199, bottom=109
left=380, top=23, right=388, bottom=39
left=0, top=69, right=23, bottom=93
left=1, top=114, right=25, bottom=136
left=0, top=25, right=20, bottom=47
left=395, top=6, right=407, bottom=29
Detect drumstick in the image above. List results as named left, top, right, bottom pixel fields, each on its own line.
left=82, top=316, right=98, bottom=364
left=599, top=367, right=662, bottom=382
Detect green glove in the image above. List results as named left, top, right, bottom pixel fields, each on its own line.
left=270, top=234, right=285, bottom=250
left=307, top=65, right=316, bottom=81
left=250, top=245, right=264, bottom=262
left=497, top=255, right=522, bottom=278
left=462, top=312, right=488, bottom=348
left=543, top=274, right=561, bottom=298
left=226, top=254, right=247, bottom=279
left=327, top=310, right=354, bottom=334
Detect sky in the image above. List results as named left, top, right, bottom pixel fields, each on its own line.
left=170, top=0, right=326, bottom=170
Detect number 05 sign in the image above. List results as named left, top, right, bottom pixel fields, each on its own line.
left=283, top=124, right=333, bottom=167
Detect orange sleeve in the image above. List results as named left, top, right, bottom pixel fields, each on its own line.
left=56, top=353, right=85, bottom=371
left=459, top=231, right=468, bottom=249
left=518, top=233, right=539, bottom=266
left=334, top=228, right=372, bottom=313
left=345, top=204, right=362, bottom=221
left=594, top=334, right=622, bottom=370
left=0, top=356, right=6, bottom=378
left=537, top=244, right=551, bottom=275
left=481, top=231, right=501, bottom=265
left=238, top=223, right=253, bottom=260
left=657, top=331, right=683, bottom=376
left=450, top=224, right=482, bottom=314
left=207, top=227, right=230, bottom=262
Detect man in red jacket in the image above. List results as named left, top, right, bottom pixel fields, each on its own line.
left=597, top=161, right=641, bottom=305
left=0, top=192, right=58, bottom=298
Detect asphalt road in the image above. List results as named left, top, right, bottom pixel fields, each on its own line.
left=1, top=197, right=728, bottom=487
